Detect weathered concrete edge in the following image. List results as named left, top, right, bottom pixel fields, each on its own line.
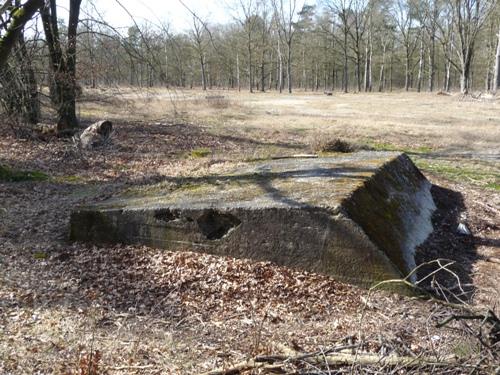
left=340, top=153, right=436, bottom=282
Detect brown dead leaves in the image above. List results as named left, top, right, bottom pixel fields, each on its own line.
left=47, top=244, right=361, bottom=323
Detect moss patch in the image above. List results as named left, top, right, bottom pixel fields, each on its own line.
left=53, top=175, right=85, bottom=184
left=0, top=165, right=48, bottom=182
left=190, top=148, right=211, bottom=158
left=485, top=182, right=500, bottom=191
left=415, top=159, right=499, bottom=190
left=369, top=142, right=433, bottom=154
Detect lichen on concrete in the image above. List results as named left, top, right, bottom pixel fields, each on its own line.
left=70, top=151, right=436, bottom=291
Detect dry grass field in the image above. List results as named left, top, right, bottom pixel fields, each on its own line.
left=0, top=88, right=499, bottom=374
left=81, top=88, right=499, bottom=188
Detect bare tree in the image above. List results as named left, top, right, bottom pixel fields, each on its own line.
left=232, top=0, right=260, bottom=92
left=378, top=34, right=389, bottom=91
left=325, top=0, right=352, bottom=93
left=348, top=0, right=369, bottom=92
left=364, top=10, right=373, bottom=92
left=258, top=1, right=272, bottom=92
left=390, top=0, right=420, bottom=91
left=272, top=0, right=302, bottom=93
left=422, top=0, right=439, bottom=91
left=41, top=0, right=83, bottom=133
left=450, top=0, right=496, bottom=94
left=190, top=16, right=209, bottom=90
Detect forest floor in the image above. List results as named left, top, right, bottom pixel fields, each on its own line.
left=0, top=89, right=499, bottom=374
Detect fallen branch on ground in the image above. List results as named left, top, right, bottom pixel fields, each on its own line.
left=199, top=348, right=460, bottom=375
left=437, top=309, right=500, bottom=345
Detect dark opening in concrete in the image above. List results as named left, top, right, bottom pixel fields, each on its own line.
left=196, top=210, right=241, bottom=240
left=154, top=209, right=179, bottom=222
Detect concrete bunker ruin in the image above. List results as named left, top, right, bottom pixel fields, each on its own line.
left=70, top=152, right=436, bottom=289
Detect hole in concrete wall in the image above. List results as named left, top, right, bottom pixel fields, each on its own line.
left=154, top=209, right=179, bottom=222
left=197, top=210, right=241, bottom=240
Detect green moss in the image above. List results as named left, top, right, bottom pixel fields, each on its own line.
left=452, top=341, right=480, bottom=358
left=369, top=279, right=423, bottom=296
left=33, top=251, right=47, bottom=260
left=13, top=7, right=26, bottom=19
left=369, top=142, right=433, bottom=154
left=0, top=165, right=48, bottom=182
left=415, top=159, right=499, bottom=190
left=190, top=148, right=211, bottom=158
left=486, top=182, right=500, bottom=191
left=53, top=175, right=84, bottom=183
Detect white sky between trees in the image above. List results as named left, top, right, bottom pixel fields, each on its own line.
left=58, top=0, right=232, bottom=33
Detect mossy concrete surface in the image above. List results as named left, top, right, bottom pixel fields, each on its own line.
left=70, top=152, right=436, bottom=290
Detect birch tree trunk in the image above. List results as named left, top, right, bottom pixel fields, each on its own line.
left=378, top=41, right=386, bottom=92
left=494, top=26, right=500, bottom=93
left=342, top=29, right=348, bottom=93
left=278, top=37, right=283, bottom=93
left=364, top=39, right=370, bottom=92
left=417, top=34, right=424, bottom=92
left=443, top=34, right=452, bottom=92
left=368, top=39, right=372, bottom=92
left=390, top=40, right=394, bottom=92
left=428, top=0, right=438, bottom=92
left=236, top=53, right=241, bottom=92
left=404, top=49, right=410, bottom=91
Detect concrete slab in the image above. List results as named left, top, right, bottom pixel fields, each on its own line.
left=70, top=152, right=436, bottom=289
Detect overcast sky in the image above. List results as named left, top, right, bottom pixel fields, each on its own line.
left=65, top=0, right=232, bottom=33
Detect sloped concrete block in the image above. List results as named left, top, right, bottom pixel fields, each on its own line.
left=70, top=152, right=436, bottom=289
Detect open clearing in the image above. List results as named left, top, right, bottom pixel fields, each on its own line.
left=0, top=89, right=499, bottom=374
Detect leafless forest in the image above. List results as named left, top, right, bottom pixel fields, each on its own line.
left=0, top=0, right=500, bottom=131
left=0, top=0, right=499, bottom=374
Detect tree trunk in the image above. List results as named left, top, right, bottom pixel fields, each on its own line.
left=260, top=49, right=265, bottom=92
left=417, top=34, right=424, bottom=93
left=428, top=35, right=435, bottom=92
left=287, top=41, right=292, bottom=93
left=342, top=30, right=348, bottom=93
left=248, top=39, right=253, bottom=93
left=268, top=49, right=273, bottom=90
left=41, top=0, right=82, bottom=134
left=378, top=42, right=386, bottom=92
left=236, top=52, right=241, bottom=92
left=389, top=41, right=394, bottom=92
left=302, top=47, right=306, bottom=91
left=278, top=38, right=283, bottom=93
left=494, top=26, right=500, bottom=93
left=404, top=50, right=410, bottom=91
left=460, top=51, right=473, bottom=94
left=364, top=39, right=369, bottom=92
left=356, top=47, right=361, bottom=92
left=444, top=49, right=452, bottom=91
left=200, top=54, right=207, bottom=90
left=315, top=62, right=319, bottom=91
left=59, top=0, right=82, bottom=132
